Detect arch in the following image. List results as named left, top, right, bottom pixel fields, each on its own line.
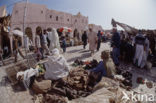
left=36, top=26, right=42, bottom=35
left=25, top=27, right=33, bottom=41
left=14, top=27, right=21, bottom=31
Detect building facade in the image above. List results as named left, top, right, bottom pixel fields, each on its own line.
left=10, top=2, right=88, bottom=45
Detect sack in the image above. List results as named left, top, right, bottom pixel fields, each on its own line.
left=32, top=80, right=51, bottom=94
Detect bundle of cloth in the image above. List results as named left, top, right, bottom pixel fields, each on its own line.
left=16, top=68, right=39, bottom=89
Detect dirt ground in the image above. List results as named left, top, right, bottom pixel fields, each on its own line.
left=0, top=42, right=156, bottom=103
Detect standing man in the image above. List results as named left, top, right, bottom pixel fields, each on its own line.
left=97, top=30, right=102, bottom=51
left=140, top=35, right=150, bottom=68
left=133, top=30, right=146, bottom=68
left=82, top=31, right=88, bottom=49
left=13, top=35, right=25, bottom=62
left=88, top=28, right=97, bottom=56
left=111, top=27, right=120, bottom=66
left=62, top=36, right=67, bottom=53
left=35, top=32, right=42, bottom=61
left=40, top=30, right=50, bottom=56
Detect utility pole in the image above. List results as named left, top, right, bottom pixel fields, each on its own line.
left=23, top=0, right=30, bottom=68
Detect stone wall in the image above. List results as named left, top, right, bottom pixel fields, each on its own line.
left=11, top=2, right=88, bottom=45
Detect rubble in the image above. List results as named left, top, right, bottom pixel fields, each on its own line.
left=146, top=82, right=153, bottom=89
left=34, top=94, right=68, bottom=103
left=32, top=68, right=98, bottom=103
left=116, top=66, right=133, bottom=89
left=70, top=77, right=133, bottom=103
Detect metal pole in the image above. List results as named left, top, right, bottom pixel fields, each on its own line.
left=23, top=0, right=30, bottom=68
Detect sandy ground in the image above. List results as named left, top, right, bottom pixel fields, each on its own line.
left=0, top=42, right=156, bottom=103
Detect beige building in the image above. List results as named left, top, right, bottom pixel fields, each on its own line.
left=10, top=2, right=88, bottom=45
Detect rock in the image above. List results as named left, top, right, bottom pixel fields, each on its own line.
left=146, top=61, right=152, bottom=70
left=32, top=80, right=52, bottom=94
left=146, top=82, right=153, bottom=89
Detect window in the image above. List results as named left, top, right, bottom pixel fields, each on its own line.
left=15, top=10, right=18, bottom=14
left=56, top=16, right=59, bottom=21
left=75, top=19, right=77, bottom=23
left=41, top=10, right=43, bottom=14
left=50, top=15, right=52, bottom=18
left=67, top=19, right=69, bottom=22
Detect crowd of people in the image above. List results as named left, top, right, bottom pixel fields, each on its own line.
left=111, top=27, right=155, bottom=69
left=0, top=26, right=155, bottom=72
left=81, top=28, right=103, bottom=56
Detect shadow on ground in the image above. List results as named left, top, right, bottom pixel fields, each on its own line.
left=67, top=52, right=91, bottom=63
left=67, top=49, right=83, bottom=54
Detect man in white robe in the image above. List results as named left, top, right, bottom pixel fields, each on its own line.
left=88, top=28, right=97, bottom=55
left=133, top=30, right=146, bottom=68
left=140, top=35, right=150, bottom=68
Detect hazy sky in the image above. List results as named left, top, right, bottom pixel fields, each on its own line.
left=0, top=0, right=156, bottom=29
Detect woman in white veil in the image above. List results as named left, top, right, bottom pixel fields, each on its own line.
left=48, top=28, right=61, bottom=51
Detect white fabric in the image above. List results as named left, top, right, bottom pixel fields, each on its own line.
left=48, top=28, right=61, bottom=51
left=133, top=44, right=144, bottom=67
left=16, top=68, right=39, bottom=89
left=35, top=35, right=41, bottom=48
left=88, top=31, right=97, bottom=51
left=140, top=38, right=150, bottom=68
left=140, top=51, right=148, bottom=68
left=145, top=38, right=150, bottom=55
left=23, top=35, right=29, bottom=50
left=44, top=54, right=70, bottom=80
left=12, top=30, right=23, bottom=37
left=52, top=48, right=59, bottom=56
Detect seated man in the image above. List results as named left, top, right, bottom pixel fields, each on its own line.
left=44, top=48, right=70, bottom=80
left=90, top=50, right=116, bottom=82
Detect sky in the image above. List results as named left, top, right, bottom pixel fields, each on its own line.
left=0, top=0, right=156, bottom=30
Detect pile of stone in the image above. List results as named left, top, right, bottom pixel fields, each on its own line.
left=70, top=77, right=133, bottom=103
left=116, top=67, right=133, bottom=90
left=33, top=68, right=98, bottom=103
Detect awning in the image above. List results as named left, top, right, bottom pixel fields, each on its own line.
left=59, top=27, right=72, bottom=32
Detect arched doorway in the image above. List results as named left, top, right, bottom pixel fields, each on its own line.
left=25, top=27, right=33, bottom=41
left=36, top=26, right=42, bottom=35
left=14, top=27, right=21, bottom=31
